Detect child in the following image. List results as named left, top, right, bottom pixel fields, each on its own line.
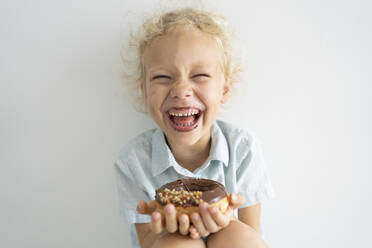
left=115, top=6, right=275, bottom=248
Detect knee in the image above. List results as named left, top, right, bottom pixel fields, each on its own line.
left=207, top=220, right=267, bottom=248
left=153, top=233, right=206, bottom=248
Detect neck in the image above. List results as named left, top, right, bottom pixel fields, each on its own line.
left=166, top=135, right=211, bottom=172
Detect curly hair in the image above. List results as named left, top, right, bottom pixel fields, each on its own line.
left=120, top=5, right=242, bottom=113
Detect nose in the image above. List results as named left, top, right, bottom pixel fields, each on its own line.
left=169, top=79, right=192, bottom=99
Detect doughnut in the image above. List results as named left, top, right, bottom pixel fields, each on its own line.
left=154, top=178, right=229, bottom=216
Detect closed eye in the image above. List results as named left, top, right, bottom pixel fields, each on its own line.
left=193, top=74, right=210, bottom=78
left=151, top=75, right=171, bottom=80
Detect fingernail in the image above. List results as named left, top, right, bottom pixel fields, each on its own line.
left=210, top=207, right=217, bottom=214
left=192, top=214, right=199, bottom=221
left=166, top=206, right=174, bottom=214
left=200, top=202, right=208, bottom=210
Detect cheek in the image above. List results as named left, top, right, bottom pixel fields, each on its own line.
left=146, top=86, right=167, bottom=109
left=198, top=84, right=224, bottom=118
left=201, top=84, right=224, bottom=103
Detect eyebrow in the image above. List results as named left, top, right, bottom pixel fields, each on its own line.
left=145, top=60, right=217, bottom=75
left=146, top=66, right=169, bottom=74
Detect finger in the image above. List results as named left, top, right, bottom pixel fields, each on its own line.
left=190, top=231, right=201, bottom=239
left=178, top=214, right=190, bottom=235
left=229, top=193, right=245, bottom=209
left=189, top=225, right=201, bottom=240
left=151, top=211, right=163, bottom=234
left=147, top=200, right=158, bottom=213
left=199, top=202, right=219, bottom=232
left=189, top=225, right=197, bottom=233
left=164, top=204, right=178, bottom=233
left=225, top=205, right=235, bottom=221
left=208, top=206, right=230, bottom=228
left=190, top=212, right=210, bottom=237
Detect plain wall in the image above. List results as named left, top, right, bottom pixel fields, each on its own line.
left=1, top=0, right=371, bottom=247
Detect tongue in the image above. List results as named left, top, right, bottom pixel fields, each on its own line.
left=172, top=115, right=196, bottom=125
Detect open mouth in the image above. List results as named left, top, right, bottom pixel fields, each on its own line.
left=166, top=108, right=202, bottom=132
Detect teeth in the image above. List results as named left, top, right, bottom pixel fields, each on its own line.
left=169, top=110, right=199, bottom=117
left=178, top=122, right=192, bottom=127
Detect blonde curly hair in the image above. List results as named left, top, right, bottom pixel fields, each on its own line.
left=120, top=6, right=242, bottom=113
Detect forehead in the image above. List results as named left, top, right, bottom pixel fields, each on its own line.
left=143, top=27, right=223, bottom=71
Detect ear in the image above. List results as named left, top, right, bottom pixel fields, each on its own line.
left=221, top=80, right=232, bottom=104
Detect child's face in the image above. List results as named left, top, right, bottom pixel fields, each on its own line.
left=142, top=27, right=231, bottom=148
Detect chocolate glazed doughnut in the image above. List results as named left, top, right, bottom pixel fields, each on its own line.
left=154, top=178, right=229, bottom=216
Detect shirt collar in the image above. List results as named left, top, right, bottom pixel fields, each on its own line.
left=151, top=122, right=229, bottom=176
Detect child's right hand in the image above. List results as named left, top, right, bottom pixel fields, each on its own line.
left=136, top=200, right=201, bottom=239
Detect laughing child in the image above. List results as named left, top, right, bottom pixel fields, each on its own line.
left=115, top=6, right=275, bottom=248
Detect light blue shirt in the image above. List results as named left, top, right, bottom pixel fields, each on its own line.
left=114, top=120, right=275, bottom=248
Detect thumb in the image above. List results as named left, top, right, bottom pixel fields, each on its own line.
left=147, top=200, right=158, bottom=214
left=136, top=200, right=158, bottom=215
left=228, top=193, right=245, bottom=209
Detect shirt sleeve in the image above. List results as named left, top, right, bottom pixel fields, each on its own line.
left=236, top=135, right=276, bottom=208
left=114, top=159, right=152, bottom=224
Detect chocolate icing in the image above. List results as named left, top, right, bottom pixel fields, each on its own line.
left=155, top=178, right=227, bottom=207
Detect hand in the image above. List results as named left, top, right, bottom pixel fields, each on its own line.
left=189, top=193, right=245, bottom=238
left=136, top=200, right=199, bottom=237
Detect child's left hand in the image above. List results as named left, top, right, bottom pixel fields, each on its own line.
left=189, top=193, right=245, bottom=239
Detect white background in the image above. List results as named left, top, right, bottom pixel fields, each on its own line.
left=1, top=0, right=371, bottom=247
